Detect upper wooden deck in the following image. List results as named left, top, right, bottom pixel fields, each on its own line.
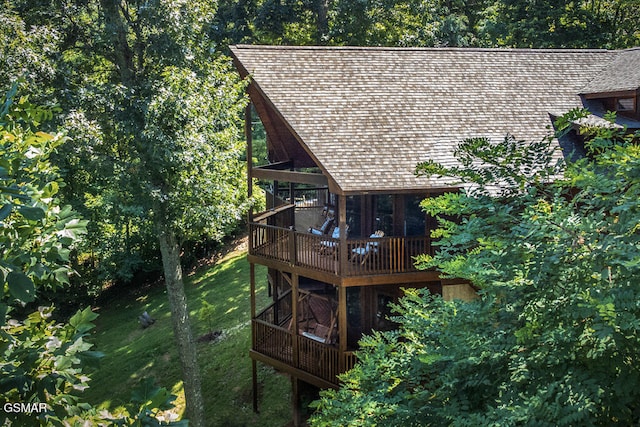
left=248, top=222, right=440, bottom=285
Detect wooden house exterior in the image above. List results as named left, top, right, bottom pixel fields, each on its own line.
left=230, top=45, right=640, bottom=423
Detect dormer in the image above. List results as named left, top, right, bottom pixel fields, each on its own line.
left=580, top=48, right=640, bottom=121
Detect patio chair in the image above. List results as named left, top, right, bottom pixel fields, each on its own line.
left=350, top=230, right=385, bottom=265
left=319, top=225, right=349, bottom=254
left=297, top=291, right=337, bottom=344
left=308, top=216, right=334, bottom=235
left=302, top=316, right=336, bottom=344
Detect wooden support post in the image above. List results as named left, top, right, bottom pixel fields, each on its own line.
left=394, top=194, right=404, bottom=237
left=272, top=180, right=279, bottom=212
left=289, top=163, right=295, bottom=227
left=250, top=257, right=259, bottom=413
left=338, top=284, right=347, bottom=372
left=292, top=377, right=301, bottom=427
left=246, top=103, right=253, bottom=220
left=252, top=359, right=259, bottom=413
left=250, top=263, right=256, bottom=318
left=289, top=227, right=296, bottom=267
left=338, top=195, right=347, bottom=275
left=292, top=273, right=299, bottom=368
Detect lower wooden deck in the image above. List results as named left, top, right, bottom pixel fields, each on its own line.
left=251, top=318, right=357, bottom=388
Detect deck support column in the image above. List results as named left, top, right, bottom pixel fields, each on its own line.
left=245, top=103, right=253, bottom=204
left=292, top=273, right=299, bottom=368
left=252, top=359, right=259, bottom=413
left=338, top=284, right=347, bottom=372
left=292, top=377, right=302, bottom=427
left=250, top=263, right=258, bottom=413
left=250, top=263, right=256, bottom=319
left=337, top=194, right=349, bottom=371
left=289, top=162, right=295, bottom=226
left=338, top=195, right=347, bottom=275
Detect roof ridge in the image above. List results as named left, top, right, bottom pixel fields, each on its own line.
left=231, top=44, right=614, bottom=54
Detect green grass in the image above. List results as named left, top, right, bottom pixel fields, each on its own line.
left=82, top=249, right=292, bottom=426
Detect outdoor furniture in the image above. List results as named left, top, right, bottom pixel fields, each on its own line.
left=350, top=231, right=385, bottom=265
left=308, top=217, right=333, bottom=235
left=297, top=291, right=337, bottom=344
left=319, top=225, right=349, bottom=255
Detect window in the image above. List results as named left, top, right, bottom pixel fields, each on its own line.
left=404, top=195, right=427, bottom=236
left=374, top=195, right=394, bottom=236
left=617, top=98, right=635, bottom=112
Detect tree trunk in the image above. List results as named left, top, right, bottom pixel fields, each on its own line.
left=156, top=220, right=205, bottom=427
left=100, top=0, right=136, bottom=86
left=315, top=0, right=330, bottom=43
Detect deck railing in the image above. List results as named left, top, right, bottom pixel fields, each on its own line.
left=255, top=289, right=292, bottom=326
left=276, top=187, right=329, bottom=209
left=249, top=223, right=431, bottom=276
left=252, top=318, right=358, bottom=385
left=250, top=224, right=292, bottom=263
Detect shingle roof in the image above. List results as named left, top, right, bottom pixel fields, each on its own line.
left=579, top=48, right=640, bottom=94
left=231, top=45, right=623, bottom=194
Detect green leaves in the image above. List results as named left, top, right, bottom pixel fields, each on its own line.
left=0, top=305, right=182, bottom=425
left=6, top=271, right=35, bottom=303
left=69, top=306, right=99, bottom=334
left=0, top=203, right=11, bottom=220
left=0, top=86, right=86, bottom=316
left=17, top=205, right=45, bottom=220
left=130, top=378, right=176, bottom=412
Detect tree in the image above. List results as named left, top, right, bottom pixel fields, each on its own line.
left=0, top=8, right=59, bottom=99
left=14, top=2, right=251, bottom=425
left=2, top=3, right=251, bottom=422
left=310, top=112, right=640, bottom=425
left=479, top=0, right=640, bottom=48
left=145, top=64, right=249, bottom=427
left=0, top=87, right=184, bottom=426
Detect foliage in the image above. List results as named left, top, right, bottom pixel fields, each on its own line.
left=310, top=112, right=640, bottom=425
left=2, top=2, right=251, bottom=424
left=0, top=306, right=102, bottom=425
left=327, top=0, right=486, bottom=46
left=211, top=0, right=639, bottom=48
left=198, top=300, right=216, bottom=334
left=1, top=0, right=251, bottom=292
left=2, top=0, right=637, bottom=297
left=0, top=86, right=87, bottom=321
left=141, top=64, right=250, bottom=242
left=0, top=306, right=185, bottom=426
left=482, top=0, right=640, bottom=48
left=0, top=88, right=181, bottom=426
left=0, top=9, right=59, bottom=99
left=122, top=378, right=188, bottom=427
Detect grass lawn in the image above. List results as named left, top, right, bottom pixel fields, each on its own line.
left=82, top=244, right=292, bottom=426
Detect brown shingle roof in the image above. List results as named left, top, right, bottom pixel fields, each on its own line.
left=231, top=45, right=622, bottom=194
left=580, top=48, right=640, bottom=94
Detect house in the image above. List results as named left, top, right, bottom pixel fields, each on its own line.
left=229, top=45, right=640, bottom=424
